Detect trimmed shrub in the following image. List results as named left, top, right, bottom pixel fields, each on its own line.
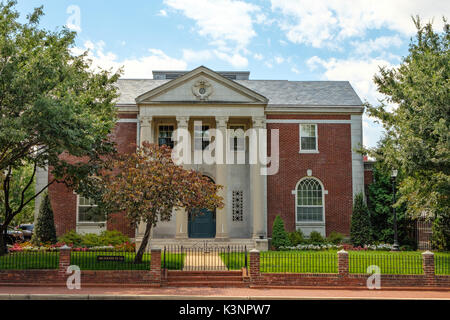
left=308, top=231, right=325, bottom=244
left=271, top=215, right=291, bottom=250
left=32, top=193, right=57, bottom=244
left=58, top=230, right=83, bottom=247
left=327, top=231, right=345, bottom=245
left=288, top=230, right=305, bottom=246
left=58, top=230, right=130, bottom=247
left=99, top=230, right=130, bottom=246
left=350, top=193, right=372, bottom=246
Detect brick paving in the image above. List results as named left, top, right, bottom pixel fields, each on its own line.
left=0, top=285, right=449, bottom=300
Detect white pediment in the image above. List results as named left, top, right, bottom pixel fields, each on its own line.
left=135, top=66, right=268, bottom=104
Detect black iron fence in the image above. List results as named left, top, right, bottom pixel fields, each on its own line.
left=260, top=251, right=338, bottom=273
left=70, top=248, right=150, bottom=270
left=0, top=250, right=59, bottom=270
left=435, top=254, right=450, bottom=275
left=163, top=244, right=248, bottom=271
left=348, top=252, right=423, bottom=275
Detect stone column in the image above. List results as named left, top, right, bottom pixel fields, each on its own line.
left=137, top=116, right=153, bottom=239
left=139, top=115, right=153, bottom=146
left=215, top=116, right=229, bottom=239
left=251, top=116, right=265, bottom=239
left=175, top=116, right=190, bottom=239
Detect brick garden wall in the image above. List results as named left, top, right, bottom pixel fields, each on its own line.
left=248, top=250, right=449, bottom=289
left=0, top=248, right=161, bottom=287
left=0, top=249, right=448, bottom=289
left=266, top=114, right=353, bottom=237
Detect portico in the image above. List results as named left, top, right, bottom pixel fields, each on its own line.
left=134, top=67, right=269, bottom=249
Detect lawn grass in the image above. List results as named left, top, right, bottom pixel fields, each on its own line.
left=163, top=253, right=185, bottom=270
left=71, top=251, right=185, bottom=270
left=435, top=253, right=450, bottom=275
left=71, top=251, right=151, bottom=270
left=0, top=251, right=185, bottom=271
left=220, top=250, right=450, bottom=275
left=348, top=251, right=423, bottom=274
left=0, top=251, right=59, bottom=270
left=220, top=251, right=338, bottom=273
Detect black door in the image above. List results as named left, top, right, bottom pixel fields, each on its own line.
left=188, top=208, right=216, bottom=238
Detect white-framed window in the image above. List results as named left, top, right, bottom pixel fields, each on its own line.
left=194, top=124, right=211, bottom=150
left=77, top=196, right=104, bottom=223
left=299, top=124, right=318, bottom=152
left=296, top=178, right=324, bottom=223
left=158, top=125, right=174, bottom=148
left=229, top=125, right=246, bottom=151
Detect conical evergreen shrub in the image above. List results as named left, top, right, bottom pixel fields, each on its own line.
left=32, top=193, right=57, bottom=244
left=271, top=215, right=291, bottom=250
left=350, top=193, right=372, bottom=246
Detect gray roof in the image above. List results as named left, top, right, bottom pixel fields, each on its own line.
left=115, top=79, right=362, bottom=106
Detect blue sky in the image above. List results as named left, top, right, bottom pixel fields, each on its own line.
left=14, top=0, right=450, bottom=148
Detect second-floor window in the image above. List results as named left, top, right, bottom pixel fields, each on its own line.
left=229, top=125, right=245, bottom=151
left=300, top=124, right=317, bottom=152
left=194, top=125, right=210, bottom=150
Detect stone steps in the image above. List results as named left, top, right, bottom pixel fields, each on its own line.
left=164, top=270, right=247, bottom=288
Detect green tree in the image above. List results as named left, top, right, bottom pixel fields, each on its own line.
left=8, top=164, right=35, bottom=226
left=32, top=193, right=57, bottom=244
left=350, top=193, right=372, bottom=246
left=271, top=215, right=291, bottom=250
left=365, top=17, right=450, bottom=250
left=100, top=143, right=224, bottom=263
left=367, top=161, right=415, bottom=247
left=0, top=1, right=120, bottom=254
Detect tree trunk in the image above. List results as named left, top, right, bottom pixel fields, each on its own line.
left=134, top=222, right=152, bottom=264
left=0, top=225, right=7, bottom=256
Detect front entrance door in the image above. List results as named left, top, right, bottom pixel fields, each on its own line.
left=188, top=208, right=216, bottom=238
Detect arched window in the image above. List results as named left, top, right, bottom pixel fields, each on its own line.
left=296, top=178, right=324, bottom=222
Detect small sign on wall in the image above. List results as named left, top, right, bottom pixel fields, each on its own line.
left=97, top=256, right=125, bottom=262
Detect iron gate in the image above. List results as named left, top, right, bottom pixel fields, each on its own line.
left=163, top=243, right=248, bottom=271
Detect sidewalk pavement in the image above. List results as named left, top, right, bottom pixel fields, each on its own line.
left=0, top=285, right=449, bottom=300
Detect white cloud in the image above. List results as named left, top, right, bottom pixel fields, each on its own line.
left=165, top=0, right=261, bottom=67
left=275, top=56, right=284, bottom=64
left=182, top=49, right=213, bottom=62
left=351, top=35, right=403, bottom=56
left=72, top=41, right=187, bottom=78
left=181, top=49, right=248, bottom=68
left=271, top=0, right=450, bottom=48
left=306, top=56, right=396, bottom=104
left=213, top=50, right=248, bottom=68
left=306, top=55, right=399, bottom=146
left=291, top=66, right=300, bottom=74
left=253, top=53, right=264, bottom=60
left=158, top=9, right=168, bottom=17
left=264, top=61, right=273, bottom=68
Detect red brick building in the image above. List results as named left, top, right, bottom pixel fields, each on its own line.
left=36, top=66, right=365, bottom=249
